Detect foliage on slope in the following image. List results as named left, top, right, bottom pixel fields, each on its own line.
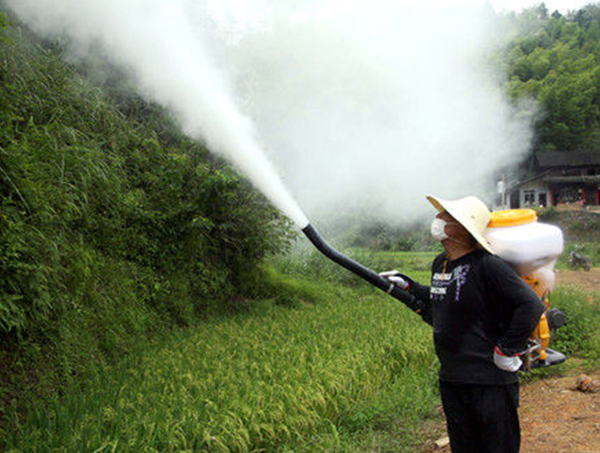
left=502, top=3, right=600, bottom=152
left=0, top=13, right=293, bottom=411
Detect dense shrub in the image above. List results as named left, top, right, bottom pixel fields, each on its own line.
left=0, top=16, right=293, bottom=408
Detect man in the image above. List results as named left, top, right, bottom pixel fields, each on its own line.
left=381, top=195, right=545, bottom=453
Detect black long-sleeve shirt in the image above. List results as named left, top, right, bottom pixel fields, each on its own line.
left=409, top=250, right=545, bottom=385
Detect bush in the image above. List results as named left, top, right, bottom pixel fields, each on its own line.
left=0, top=18, right=293, bottom=411
left=534, top=206, right=559, bottom=221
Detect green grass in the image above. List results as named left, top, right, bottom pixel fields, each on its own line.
left=272, top=246, right=435, bottom=288
left=555, top=241, right=600, bottom=270
left=549, top=287, right=600, bottom=367
left=2, top=250, right=600, bottom=452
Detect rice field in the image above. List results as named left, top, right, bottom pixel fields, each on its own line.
left=1, top=276, right=438, bottom=452
left=4, top=250, right=597, bottom=452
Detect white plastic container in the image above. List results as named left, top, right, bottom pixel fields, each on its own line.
left=484, top=209, right=564, bottom=276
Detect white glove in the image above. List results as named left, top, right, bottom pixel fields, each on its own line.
left=493, top=346, right=522, bottom=372
left=378, top=270, right=410, bottom=290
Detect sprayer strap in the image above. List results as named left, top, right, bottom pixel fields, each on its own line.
left=386, top=284, right=395, bottom=294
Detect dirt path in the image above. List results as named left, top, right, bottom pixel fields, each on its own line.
left=422, top=270, right=600, bottom=453
left=422, top=370, right=600, bottom=453
left=556, top=269, right=600, bottom=294
left=521, top=270, right=600, bottom=452
left=519, top=370, right=600, bottom=453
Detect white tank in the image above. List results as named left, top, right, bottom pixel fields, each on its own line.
left=484, top=209, right=564, bottom=276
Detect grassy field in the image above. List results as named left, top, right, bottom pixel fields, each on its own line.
left=2, top=250, right=599, bottom=452
left=1, top=268, right=439, bottom=452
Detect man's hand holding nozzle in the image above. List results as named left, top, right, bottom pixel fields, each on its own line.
left=379, top=270, right=411, bottom=290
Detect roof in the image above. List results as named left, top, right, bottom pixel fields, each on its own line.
left=535, top=151, right=600, bottom=168
left=543, top=175, right=600, bottom=184
left=511, top=171, right=550, bottom=189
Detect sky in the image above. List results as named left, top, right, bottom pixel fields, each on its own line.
left=486, top=0, right=591, bottom=13
left=419, top=0, right=592, bottom=13
left=207, top=0, right=592, bottom=24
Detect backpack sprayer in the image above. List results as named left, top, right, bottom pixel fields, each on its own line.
left=302, top=208, right=567, bottom=371
left=485, top=209, right=567, bottom=370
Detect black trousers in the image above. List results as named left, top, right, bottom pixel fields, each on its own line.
left=439, top=380, right=521, bottom=453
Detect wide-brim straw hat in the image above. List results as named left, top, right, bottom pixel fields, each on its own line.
left=426, top=195, right=495, bottom=254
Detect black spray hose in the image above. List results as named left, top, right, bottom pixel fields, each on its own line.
left=301, top=223, right=425, bottom=313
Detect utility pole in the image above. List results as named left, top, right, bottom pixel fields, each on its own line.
left=497, top=174, right=507, bottom=209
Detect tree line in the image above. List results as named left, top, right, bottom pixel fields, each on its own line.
left=501, top=3, right=600, bottom=153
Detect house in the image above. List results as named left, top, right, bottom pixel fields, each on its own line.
left=509, top=151, right=600, bottom=208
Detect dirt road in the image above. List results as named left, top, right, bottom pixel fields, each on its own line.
left=423, top=370, right=600, bottom=453
left=424, top=371, right=600, bottom=453
left=520, top=370, right=600, bottom=453
left=556, top=269, right=600, bottom=294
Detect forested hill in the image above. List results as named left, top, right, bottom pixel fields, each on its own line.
left=502, top=3, right=600, bottom=153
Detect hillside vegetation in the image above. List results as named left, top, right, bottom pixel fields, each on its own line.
left=502, top=3, right=600, bottom=152
left=535, top=206, right=600, bottom=267
left=0, top=14, right=292, bottom=413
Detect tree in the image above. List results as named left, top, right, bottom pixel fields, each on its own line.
left=501, top=4, right=600, bottom=152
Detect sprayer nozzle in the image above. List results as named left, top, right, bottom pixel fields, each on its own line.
left=301, top=223, right=422, bottom=311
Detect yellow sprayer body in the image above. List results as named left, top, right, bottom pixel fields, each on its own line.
left=522, top=274, right=551, bottom=361
left=486, top=209, right=566, bottom=369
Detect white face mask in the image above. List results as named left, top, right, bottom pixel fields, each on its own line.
left=431, top=218, right=449, bottom=241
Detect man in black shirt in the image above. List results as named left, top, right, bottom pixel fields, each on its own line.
left=381, top=195, right=545, bottom=453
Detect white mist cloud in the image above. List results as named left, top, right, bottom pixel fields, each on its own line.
left=217, top=1, right=534, bottom=221
left=7, top=0, right=534, bottom=226
left=7, top=0, right=309, bottom=227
